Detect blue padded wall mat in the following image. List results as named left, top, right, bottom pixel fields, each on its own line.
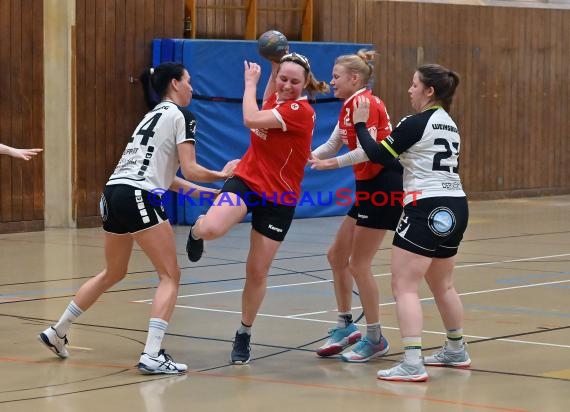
left=152, top=39, right=374, bottom=224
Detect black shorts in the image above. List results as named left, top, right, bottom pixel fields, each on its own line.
left=220, top=176, right=295, bottom=242
left=100, top=184, right=168, bottom=234
left=347, top=168, right=403, bottom=230
left=393, top=196, right=469, bottom=258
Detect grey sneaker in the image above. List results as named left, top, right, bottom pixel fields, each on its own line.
left=316, top=324, right=361, bottom=357
left=137, top=349, right=188, bottom=375
left=38, top=326, right=69, bottom=359
left=377, top=360, right=429, bottom=382
left=424, top=342, right=471, bottom=367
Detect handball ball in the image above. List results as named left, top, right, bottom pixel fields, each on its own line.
left=257, top=30, right=289, bottom=62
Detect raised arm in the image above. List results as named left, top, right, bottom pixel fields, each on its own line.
left=242, top=61, right=281, bottom=129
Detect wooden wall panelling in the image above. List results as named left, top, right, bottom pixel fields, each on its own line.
left=525, top=7, right=543, bottom=190
left=31, top=0, right=44, bottom=221
left=546, top=9, right=559, bottom=189
left=0, top=0, right=14, bottom=223
left=0, top=0, right=44, bottom=233
left=75, top=0, right=185, bottom=226
left=551, top=8, right=564, bottom=190
left=10, top=1, right=24, bottom=222
left=478, top=5, right=496, bottom=193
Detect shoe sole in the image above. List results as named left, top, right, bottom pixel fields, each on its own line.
left=341, top=342, right=390, bottom=363
left=316, top=332, right=362, bottom=357
left=230, top=358, right=251, bottom=365
left=137, top=363, right=187, bottom=375
left=424, top=360, right=471, bottom=368
left=377, top=373, right=429, bottom=382
left=38, top=333, right=68, bottom=359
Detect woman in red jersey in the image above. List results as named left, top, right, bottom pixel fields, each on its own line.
left=309, top=50, right=403, bottom=363
left=186, top=53, right=329, bottom=364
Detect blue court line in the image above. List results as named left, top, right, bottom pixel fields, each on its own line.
left=496, top=272, right=570, bottom=289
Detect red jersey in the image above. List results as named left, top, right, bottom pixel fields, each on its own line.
left=339, top=89, right=392, bottom=180
left=235, top=93, right=315, bottom=204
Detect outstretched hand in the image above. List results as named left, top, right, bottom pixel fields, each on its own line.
left=352, top=95, right=371, bottom=124
left=307, top=153, right=336, bottom=170
left=10, top=147, right=43, bottom=161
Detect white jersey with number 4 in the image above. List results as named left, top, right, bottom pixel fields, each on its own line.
left=107, top=101, right=196, bottom=192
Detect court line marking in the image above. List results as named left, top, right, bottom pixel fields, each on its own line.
left=134, top=252, right=570, bottom=303
left=166, top=304, right=570, bottom=349
left=192, top=370, right=529, bottom=412
left=133, top=252, right=570, bottom=349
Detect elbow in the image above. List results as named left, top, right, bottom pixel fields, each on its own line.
left=243, top=115, right=256, bottom=129
left=180, top=165, right=195, bottom=181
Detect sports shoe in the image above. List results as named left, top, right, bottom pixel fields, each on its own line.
left=340, top=336, right=390, bottom=363
left=230, top=332, right=251, bottom=364
left=377, top=360, right=429, bottom=382
left=38, top=326, right=69, bottom=359
left=424, top=341, right=471, bottom=367
left=137, top=349, right=188, bottom=375
left=316, top=324, right=361, bottom=357
left=186, top=224, right=204, bottom=262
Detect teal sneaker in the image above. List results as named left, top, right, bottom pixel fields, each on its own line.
left=377, top=360, right=428, bottom=382
left=340, top=336, right=389, bottom=363
left=316, top=324, right=361, bottom=357
left=424, top=342, right=471, bottom=367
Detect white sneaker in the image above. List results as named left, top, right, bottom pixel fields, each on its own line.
left=377, top=360, right=429, bottom=382
left=137, top=349, right=188, bottom=375
left=38, top=326, right=69, bottom=359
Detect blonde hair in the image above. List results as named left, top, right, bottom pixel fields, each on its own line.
left=335, top=49, right=376, bottom=88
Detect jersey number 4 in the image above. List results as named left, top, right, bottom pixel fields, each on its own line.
left=129, top=113, right=162, bottom=146
left=432, top=138, right=459, bottom=173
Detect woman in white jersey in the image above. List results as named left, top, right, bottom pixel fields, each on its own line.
left=308, top=50, right=402, bottom=362
left=354, top=64, right=470, bottom=382
left=38, top=62, right=237, bottom=374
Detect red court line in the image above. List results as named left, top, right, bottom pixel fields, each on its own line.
left=0, top=356, right=529, bottom=411
left=192, top=370, right=529, bottom=412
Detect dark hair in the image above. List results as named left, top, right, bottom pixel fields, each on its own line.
left=417, top=64, right=460, bottom=111
left=139, top=62, right=187, bottom=109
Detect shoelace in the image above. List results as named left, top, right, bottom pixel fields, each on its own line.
left=155, top=350, right=179, bottom=370
left=51, top=327, right=69, bottom=344
left=234, top=335, right=250, bottom=351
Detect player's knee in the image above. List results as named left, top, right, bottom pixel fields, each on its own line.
left=327, top=247, right=345, bottom=268
left=198, top=221, right=227, bottom=240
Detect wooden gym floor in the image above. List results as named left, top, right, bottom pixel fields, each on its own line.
left=0, top=195, right=569, bottom=412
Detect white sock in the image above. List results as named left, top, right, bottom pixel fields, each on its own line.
left=446, top=328, right=464, bottom=350
left=191, top=215, right=205, bottom=239
left=403, top=336, right=423, bottom=364
left=144, top=318, right=168, bottom=357
left=53, top=301, right=83, bottom=337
